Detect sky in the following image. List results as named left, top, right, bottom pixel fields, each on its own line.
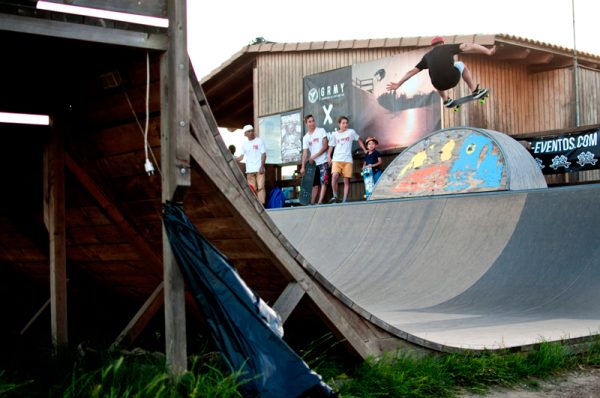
left=187, top=0, right=600, bottom=80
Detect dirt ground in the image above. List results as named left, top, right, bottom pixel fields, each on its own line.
left=459, top=366, right=600, bottom=397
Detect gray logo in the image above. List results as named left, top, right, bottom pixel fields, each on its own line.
left=308, top=88, right=319, bottom=104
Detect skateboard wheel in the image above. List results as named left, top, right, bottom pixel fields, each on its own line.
left=453, top=107, right=460, bottom=112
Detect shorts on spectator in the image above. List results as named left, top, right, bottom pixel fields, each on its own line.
left=332, top=161, right=353, bottom=178
left=313, top=163, right=330, bottom=186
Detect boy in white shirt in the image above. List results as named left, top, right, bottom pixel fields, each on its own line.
left=237, top=124, right=267, bottom=204
left=327, top=116, right=366, bottom=203
left=300, top=114, right=329, bottom=205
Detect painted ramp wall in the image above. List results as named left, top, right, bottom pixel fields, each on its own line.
left=269, top=185, right=600, bottom=351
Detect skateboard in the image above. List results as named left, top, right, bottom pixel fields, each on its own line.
left=449, top=89, right=490, bottom=112
left=362, top=166, right=375, bottom=199
left=299, top=161, right=317, bottom=205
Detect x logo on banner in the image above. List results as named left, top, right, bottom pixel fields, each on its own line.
left=323, top=103, right=333, bottom=125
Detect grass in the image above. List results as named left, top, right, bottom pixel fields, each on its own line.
left=332, top=338, right=600, bottom=397
left=2, top=337, right=600, bottom=397
left=0, top=351, right=245, bottom=398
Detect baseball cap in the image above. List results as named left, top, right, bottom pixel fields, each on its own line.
left=431, top=36, right=445, bottom=45
left=242, top=124, right=254, bottom=133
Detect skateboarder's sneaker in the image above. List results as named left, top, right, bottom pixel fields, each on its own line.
left=472, top=85, right=488, bottom=99
left=328, top=196, right=338, bottom=204
left=443, top=98, right=455, bottom=108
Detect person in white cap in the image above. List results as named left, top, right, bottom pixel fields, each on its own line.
left=386, top=36, right=496, bottom=108
left=237, top=124, right=267, bottom=204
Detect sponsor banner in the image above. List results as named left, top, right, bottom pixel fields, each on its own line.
left=303, top=66, right=352, bottom=133
left=528, top=128, right=600, bottom=174
left=350, top=51, right=440, bottom=149
left=302, top=49, right=441, bottom=151
left=258, top=110, right=303, bottom=165
left=258, top=114, right=282, bottom=164
left=281, top=111, right=302, bottom=163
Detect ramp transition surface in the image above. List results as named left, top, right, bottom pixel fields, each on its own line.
left=269, top=185, right=600, bottom=351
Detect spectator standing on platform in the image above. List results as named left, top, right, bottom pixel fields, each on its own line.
left=300, top=114, right=330, bottom=205
left=362, top=136, right=383, bottom=183
left=237, top=124, right=267, bottom=204
left=328, top=116, right=366, bottom=203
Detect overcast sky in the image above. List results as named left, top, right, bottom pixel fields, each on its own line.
left=187, top=0, right=600, bottom=80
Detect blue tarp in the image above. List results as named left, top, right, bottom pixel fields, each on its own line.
left=162, top=202, right=336, bottom=398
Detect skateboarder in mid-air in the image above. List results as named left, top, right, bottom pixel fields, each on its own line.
left=386, top=36, right=496, bottom=108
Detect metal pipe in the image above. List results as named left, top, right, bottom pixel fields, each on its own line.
left=572, top=0, right=580, bottom=126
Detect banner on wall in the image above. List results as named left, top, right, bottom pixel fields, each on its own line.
left=258, top=114, right=282, bottom=164
left=527, top=128, right=600, bottom=174
left=302, top=66, right=353, bottom=133
left=281, top=111, right=302, bottom=163
left=258, top=111, right=303, bottom=165
left=302, top=49, right=441, bottom=151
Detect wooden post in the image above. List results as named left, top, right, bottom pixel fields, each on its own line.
left=44, top=124, right=68, bottom=350
left=161, top=0, right=190, bottom=375
left=273, top=282, right=305, bottom=323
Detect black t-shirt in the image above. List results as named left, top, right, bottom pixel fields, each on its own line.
left=364, top=150, right=381, bottom=172
left=415, top=44, right=462, bottom=91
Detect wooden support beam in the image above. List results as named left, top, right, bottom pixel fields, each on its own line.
left=0, top=13, right=167, bottom=50
left=21, top=299, right=50, bottom=336
left=273, top=282, right=305, bottom=323
left=161, top=0, right=190, bottom=375
left=110, top=282, right=164, bottom=351
left=44, top=124, right=68, bottom=349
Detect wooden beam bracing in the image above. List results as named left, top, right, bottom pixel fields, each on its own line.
left=44, top=124, right=68, bottom=349
left=0, top=13, right=167, bottom=50
left=161, top=0, right=190, bottom=375
left=110, top=282, right=164, bottom=351
left=273, top=282, right=305, bottom=323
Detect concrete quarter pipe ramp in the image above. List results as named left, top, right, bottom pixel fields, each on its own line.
left=269, top=185, right=600, bottom=351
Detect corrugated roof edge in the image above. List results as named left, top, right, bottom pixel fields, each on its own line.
left=200, top=33, right=599, bottom=83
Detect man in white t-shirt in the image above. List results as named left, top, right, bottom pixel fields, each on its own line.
left=327, top=116, right=366, bottom=203
left=237, top=124, right=267, bottom=204
left=300, top=114, right=329, bottom=205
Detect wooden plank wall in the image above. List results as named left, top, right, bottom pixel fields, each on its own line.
left=257, top=49, right=413, bottom=116
left=257, top=50, right=600, bottom=136
left=579, top=67, right=600, bottom=126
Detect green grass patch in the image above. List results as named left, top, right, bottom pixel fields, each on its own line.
left=3, top=337, right=600, bottom=397
left=334, top=338, right=600, bottom=397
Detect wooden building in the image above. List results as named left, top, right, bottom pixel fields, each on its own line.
left=201, top=34, right=600, bottom=197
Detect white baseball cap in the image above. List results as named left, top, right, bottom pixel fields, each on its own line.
left=242, top=124, right=254, bottom=133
